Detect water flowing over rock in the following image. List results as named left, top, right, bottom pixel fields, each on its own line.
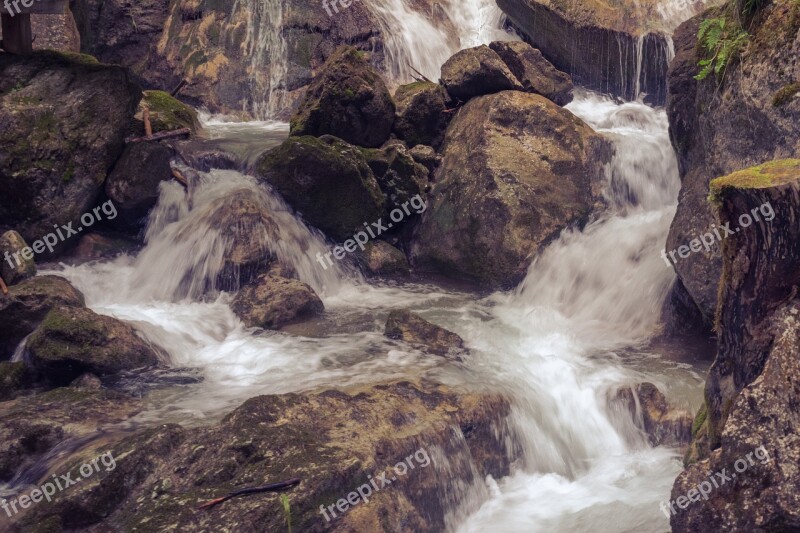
left=0, top=52, right=141, bottom=253
left=385, top=310, right=465, bottom=359
left=672, top=160, right=800, bottom=531
left=412, top=90, right=612, bottom=289
left=497, top=0, right=667, bottom=103
left=231, top=272, right=324, bottom=329
left=613, top=382, right=693, bottom=448
left=665, top=0, right=800, bottom=324
left=290, top=46, right=395, bottom=148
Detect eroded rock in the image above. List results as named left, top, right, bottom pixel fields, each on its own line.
left=613, top=382, right=693, bottom=448
left=440, top=45, right=522, bottom=101
left=489, top=40, right=574, bottom=105
left=385, top=310, right=464, bottom=359
left=393, top=81, right=452, bottom=149
left=231, top=273, right=324, bottom=329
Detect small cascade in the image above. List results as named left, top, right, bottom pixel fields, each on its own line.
left=231, top=0, right=287, bottom=118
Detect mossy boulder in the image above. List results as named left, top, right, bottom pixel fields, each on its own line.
left=256, top=135, right=385, bottom=240
left=393, top=82, right=451, bottom=149
left=105, top=142, right=175, bottom=232
left=489, top=41, right=574, bottom=105
left=141, top=90, right=201, bottom=135
left=231, top=273, right=324, bottom=329
left=361, top=143, right=430, bottom=209
left=289, top=46, right=395, bottom=148
left=355, top=240, right=411, bottom=278
left=411, top=91, right=612, bottom=289
left=0, top=230, right=36, bottom=285
left=709, top=158, right=800, bottom=199
left=0, top=52, right=141, bottom=254
left=385, top=310, right=464, bottom=359
left=0, top=275, right=85, bottom=360
left=27, top=306, right=161, bottom=386
left=439, top=45, right=522, bottom=101
left=0, top=361, right=32, bottom=401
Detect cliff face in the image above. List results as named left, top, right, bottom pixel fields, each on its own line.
left=672, top=160, right=800, bottom=532
left=665, top=0, right=800, bottom=324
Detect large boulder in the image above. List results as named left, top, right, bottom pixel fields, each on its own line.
left=665, top=2, right=800, bottom=323
left=0, top=52, right=141, bottom=254
left=411, top=91, right=612, bottom=288
left=671, top=160, right=800, bottom=532
left=439, top=45, right=522, bottom=101
left=290, top=46, right=395, bottom=148
left=0, top=276, right=85, bottom=360
left=105, top=142, right=174, bottom=232
left=0, top=230, right=36, bottom=286
left=13, top=381, right=517, bottom=532
left=393, top=82, right=452, bottom=149
left=495, top=0, right=703, bottom=104
left=256, top=135, right=385, bottom=240
left=231, top=273, right=324, bottom=329
left=489, top=41, right=574, bottom=105
left=27, top=306, right=161, bottom=386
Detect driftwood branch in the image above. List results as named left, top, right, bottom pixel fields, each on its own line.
left=143, top=107, right=153, bottom=138
left=0, top=275, right=8, bottom=296
left=197, top=478, right=301, bottom=510
left=170, top=168, right=188, bottom=189
left=171, top=78, right=188, bottom=97
left=406, top=62, right=433, bottom=83
left=126, top=128, right=191, bottom=144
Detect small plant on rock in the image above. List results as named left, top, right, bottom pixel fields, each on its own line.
left=695, top=16, right=750, bottom=82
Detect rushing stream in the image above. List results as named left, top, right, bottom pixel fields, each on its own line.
left=13, top=0, right=721, bottom=530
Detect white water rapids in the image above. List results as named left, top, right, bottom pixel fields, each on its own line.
left=27, top=1, right=718, bottom=530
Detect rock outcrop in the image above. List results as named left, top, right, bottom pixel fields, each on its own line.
left=0, top=230, right=36, bottom=285
left=393, top=82, right=451, bottom=149
left=12, top=381, right=518, bottom=532
left=412, top=90, right=612, bottom=289
left=496, top=0, right=677, bottom=103
left=671, top=160, right=800, bottom=531
left=0, top=52, right=141, bottom=254
left=231, top=273, right=324, bottom=329
left=439, top=45, right=522, bottom=101
left=256, top=135, right=385, bottom=241
left=290, top=46, right=395, bottom=148
left=489, top=40, right=574, bottom=105
left=665, top=0, right=800, bottom=323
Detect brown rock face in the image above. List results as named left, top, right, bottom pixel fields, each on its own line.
left=665, top=1, right=800, bottom=323
left=439, top=45, right=523, bottom=101
left=14, top=381, right=518, bottom=532
left=496, top=0, right=674, bottom=104
left=489, top=40, right=574, bottom=105
left=613, top=382, right=693, bottom=448
left=671, top=161, right=800, bottom=532
left=385, top=310, right=464, bottom=358
left=393, top=82, right=451, bottom=149
left=411, top=90, right=612, bottom=289
left=231, top=273, right=324, bottom=329
left=355, top=241, right=411, bottom=278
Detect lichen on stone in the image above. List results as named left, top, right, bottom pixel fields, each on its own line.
left=709, top=158, right=800, bottom=200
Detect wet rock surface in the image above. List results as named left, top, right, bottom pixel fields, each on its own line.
left=440, top=45, right=523, bottom=101
left=393, top=82, right=452, bottom=149
left=385, top=310, right=464, bottom=359
left=231, top=273, right=324, bottom=330
left=613, top=382, right=693, bottom=448
left=355, top=241, right=411, bottom=278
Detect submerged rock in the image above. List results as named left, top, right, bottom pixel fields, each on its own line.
left=0, top=52, right=141, bottom=254
left=440, top=45, right=522, bottom=101
left=0, top=276, right=85, bottom=361
left=411, top=90, right=612, bottom=289
left=393, top=81, right=452, bottom=149
left=0, top=230, right=36, bottom=285
left=15, top=381, right=517, bottom=532
left=27, top=306, right=161, bottom=386
left=613, top=382, right=693, bottom=448
left=290, top=46, right=395, bottom=148
left=489, top=41, right=574, bottom=105
left=257, top=135, right=385, bottom=241
left=105, top=142, right=174, bottom=232
left=231, top=273, right=324, bottom=329
left=672, top=159, right=800, bottom=532
left=385, top=310, right=465, bottom=359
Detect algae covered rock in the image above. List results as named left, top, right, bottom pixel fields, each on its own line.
left=27, top=306, right=161, bottom=385
left=489, top=40, right=574, bottom=105
left=385, top=310, right=464, bottom=358
left=257, top=135, right=385, bottom=240
left=231, top=273, right=324, bottom=329
left=141, top=90, right=201, bottom=134
left=440, top=45, right=522, bottom=101
left=0, top=52, right=141, bottom=252
left=0, top=230, right=36, bottom=285
left=290, top=46, right=395, bottom=148
left=0, top=275, right=85, bottom=360
left=361, top=143, right=430, bottom=208
left=393, top=81, right=451, bottom=148
left=0, top=361, right=32, bottom=401
left=411, top=91, right=612, bottom=289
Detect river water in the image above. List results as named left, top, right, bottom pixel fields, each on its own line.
left=32, top=1, right=717, bottom=530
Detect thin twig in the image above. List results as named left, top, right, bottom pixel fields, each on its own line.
left=198, top=478, right=301, bottom=510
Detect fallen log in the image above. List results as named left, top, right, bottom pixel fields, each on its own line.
left=197, top=478, right=301, bottom=510
left=171, top=78, right=188, bottom=97
left=0, top=274, right=8, bottom=295
left=126, top=128, right=191, bottom=144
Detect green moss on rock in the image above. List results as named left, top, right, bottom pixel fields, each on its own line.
left=709, top=159, right=800, bottom=200
left=772, top=82, right=800, bottom=107
left=142, top=90, right=200, bottom=134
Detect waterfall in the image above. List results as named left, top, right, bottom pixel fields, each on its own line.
left=231, top=0, right=288, bottom=119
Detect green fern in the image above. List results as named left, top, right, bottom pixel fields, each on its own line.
left=695, top=17, right=749, bottom=82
